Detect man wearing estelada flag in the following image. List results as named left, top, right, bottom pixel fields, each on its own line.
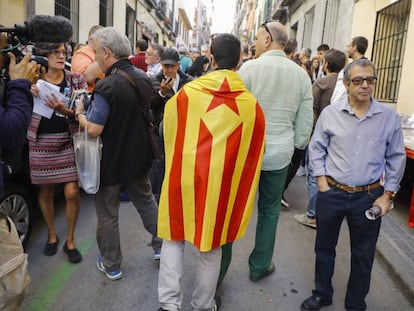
left=157, top=34, right=265, bottom=311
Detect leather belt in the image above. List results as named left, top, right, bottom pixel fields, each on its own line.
left=326, top=176, right=381, bottom=193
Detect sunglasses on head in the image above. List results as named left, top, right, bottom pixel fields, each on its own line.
left=261, top=20, right=274, bottom=42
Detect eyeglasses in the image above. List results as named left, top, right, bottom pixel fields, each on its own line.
left=350, top=76, right=377, bottom=86
left=51, top=49, right=67, bottom=57
left=261, top=20, right=274, bottom=42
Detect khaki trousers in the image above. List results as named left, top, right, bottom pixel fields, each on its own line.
left=158, top=240, right=221, bottom=311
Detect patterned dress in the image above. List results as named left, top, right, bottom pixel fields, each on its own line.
left=27, top=70, right=87, bottom=185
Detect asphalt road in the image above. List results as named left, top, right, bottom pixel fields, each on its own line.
left=20, top=176, right=413, bottom=311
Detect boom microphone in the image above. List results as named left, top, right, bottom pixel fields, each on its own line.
left=0, top=15, right=73, bottom=43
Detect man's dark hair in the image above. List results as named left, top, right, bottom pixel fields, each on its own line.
left=211, top=34, right=241, bottom=70
left=249, top=45, right=255, bottom=57
left=135, top=39, right=148, bottom=52
left=317, top=44, right=330, bottom=52
left=324, top=49, right=346, bottom=73
left=352, top=36, right=368, bottom=55
left=284, top=38, right=297, bottom=55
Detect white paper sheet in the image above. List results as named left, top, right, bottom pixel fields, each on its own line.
left=33, top=79, right=69, bottom=119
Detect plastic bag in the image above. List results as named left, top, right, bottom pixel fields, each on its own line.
left=73, top=126, right=102, bottom=194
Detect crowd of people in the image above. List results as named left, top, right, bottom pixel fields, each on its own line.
left=0, top=18, right=407, bottom=311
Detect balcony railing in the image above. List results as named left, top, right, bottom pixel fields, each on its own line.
left=144, top=0, right=156, bottom=9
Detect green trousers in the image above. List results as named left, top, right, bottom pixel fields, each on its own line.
left=219, top=167, right=288, bottom=283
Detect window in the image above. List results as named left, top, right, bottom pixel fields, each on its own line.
left=302, top=6, right=314, bottom=49
left=322, top=0, right=339, bottom=47
left=55, top=0, right=79, bottom=43
left=100, top=0, right=113, bottom=26
left=126, top=4, right=134, bottom=50
left=372, top=0, right=411, bottom=103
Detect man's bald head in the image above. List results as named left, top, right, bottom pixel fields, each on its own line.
left=266, top=21, right=288, bottom=48
left=255, top=21, right=288, bottom=57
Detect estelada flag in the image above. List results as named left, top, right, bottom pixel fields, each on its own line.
left=158, top=70, right=265, bottom=252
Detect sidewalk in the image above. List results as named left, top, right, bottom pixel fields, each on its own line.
left=375, top=182, right=414, bottom=306
left=290, top=173, right=414, bottom=306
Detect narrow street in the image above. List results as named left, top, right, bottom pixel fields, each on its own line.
left=21, top=175, right=413, bottom=311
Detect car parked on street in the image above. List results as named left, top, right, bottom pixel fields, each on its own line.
left=0, top=144, right=37, bottom=248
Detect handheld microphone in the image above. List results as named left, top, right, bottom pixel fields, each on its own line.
left=0, top=15, right=73, bottom=43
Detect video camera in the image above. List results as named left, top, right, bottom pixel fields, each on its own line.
left=0, top=15, right=73, bottom=76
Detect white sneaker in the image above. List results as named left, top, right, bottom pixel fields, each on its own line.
left=296, top=166, right=306, bottom=176
left=281, top=196, right=289, bottom=208
left=154, top=250, right=161, bottom=261
left=294, top=214, right=316, bottom=228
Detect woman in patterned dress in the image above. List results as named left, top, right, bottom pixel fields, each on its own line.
left=28, top=42, right=87, bottom=263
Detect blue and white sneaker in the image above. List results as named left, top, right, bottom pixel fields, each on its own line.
left=96, top=255, right=123, bottom=281
left=154, top=250, right=161, bottom=261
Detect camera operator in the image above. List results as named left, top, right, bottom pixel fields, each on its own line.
left=0, top=30, right=40, bottom=195
left=0, top=29, right=39, bottom=311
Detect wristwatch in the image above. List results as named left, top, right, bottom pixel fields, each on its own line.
left=384, top=190, right=397, bottom=200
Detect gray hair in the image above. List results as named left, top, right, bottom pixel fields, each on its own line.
left=301, top=47, right=312, bottom=58
left=343, top=58, right=377, bottom=83
left=90, top=27, right=131, bottom=59
left=273, top=28, right=288, bottom=47
left=149, top=43, right=164, bottom=57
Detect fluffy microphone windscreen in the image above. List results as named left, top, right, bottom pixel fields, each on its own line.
left=27, top=15, right=73, bottom=43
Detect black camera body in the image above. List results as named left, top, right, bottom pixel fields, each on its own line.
left=30, top=55, right=48, bottom=71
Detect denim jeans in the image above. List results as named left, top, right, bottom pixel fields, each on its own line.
left=306, top=162, right=318, bottom=218
left=314, top=186, right=382, bottom=310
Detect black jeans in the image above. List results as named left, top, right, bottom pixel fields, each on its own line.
left=314, top=186, right=383, bottom=310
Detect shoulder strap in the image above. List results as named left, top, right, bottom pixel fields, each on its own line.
left=113, top=68, right=153, bottom=126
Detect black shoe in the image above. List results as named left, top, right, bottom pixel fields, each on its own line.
left=301, top=295, right=332, bottom=311
left=63, top=242, right=82, bottom=263
left=249, top=262, right=275, bottom=282
left=214, top=294, right=221, bottom=310
left=44, top=236, right=59, bottom=256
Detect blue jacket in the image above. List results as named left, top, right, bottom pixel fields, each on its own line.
left=0, top=79, right=33, bottom=196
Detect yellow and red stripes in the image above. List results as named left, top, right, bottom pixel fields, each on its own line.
left=158, top=70, right=265, bottom=251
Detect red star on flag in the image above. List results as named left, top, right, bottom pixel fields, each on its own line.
left=204, top=78, right=243, bottom=114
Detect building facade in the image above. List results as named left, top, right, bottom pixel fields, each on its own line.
left=232, top=0, right=413, bottom=114
left=353, top=0, right=413, bottom=115
left=0, top=0, right=214, bottom=52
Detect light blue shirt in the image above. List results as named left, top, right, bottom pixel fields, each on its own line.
left=87, top=93, right=109, bottom=125
left=309, top=97, right=406, bottom=191
left=238, top=50, right=313, bottom=170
